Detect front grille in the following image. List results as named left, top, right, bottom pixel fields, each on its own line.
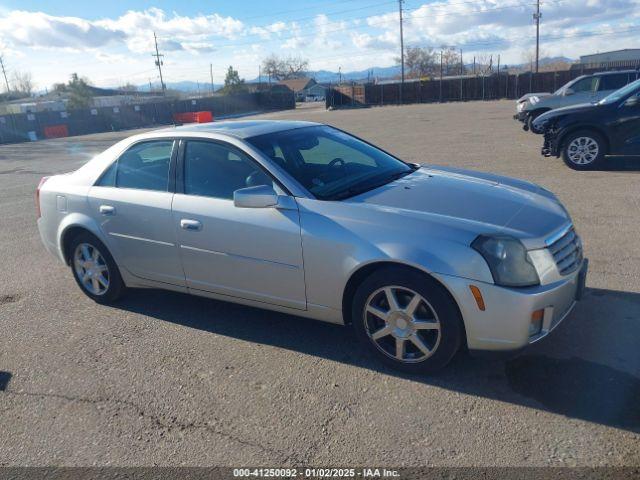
left=548, top=227, right=583, bottom=275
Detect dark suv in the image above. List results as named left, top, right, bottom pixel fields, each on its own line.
left=533, top=79, right=640, bottom=170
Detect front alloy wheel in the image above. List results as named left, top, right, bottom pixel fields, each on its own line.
left=364, top=286, right=441, bottom=363
left=352, top=267, right=463, bottom=373
left=562, top=130, right=605, bottom=170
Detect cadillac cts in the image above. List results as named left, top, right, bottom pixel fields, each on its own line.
left=37, top=121, right=587, bottom=372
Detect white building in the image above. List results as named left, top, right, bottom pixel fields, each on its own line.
left=580, top=49, right=640, bottom=64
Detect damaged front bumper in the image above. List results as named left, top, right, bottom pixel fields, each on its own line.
left=542, top=127, right=561, bottom=157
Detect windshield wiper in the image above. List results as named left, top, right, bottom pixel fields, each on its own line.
left=328, top=169, right=414, bottom=201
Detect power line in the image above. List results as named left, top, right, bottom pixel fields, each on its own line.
left=166, top=20, right=638, bottom=83
left=301, top=24, right=640, bottom=64
left=207, top=0, right=565, bottom=52
left=152, top=32, right=166, bottom=92
left=239, top=0, right=386, bottom=22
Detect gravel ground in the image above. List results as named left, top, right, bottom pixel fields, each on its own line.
left=0, top=100, right=638, bottom=467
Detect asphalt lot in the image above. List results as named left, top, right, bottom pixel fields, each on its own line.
left=0, top=100, right=638, bottom=467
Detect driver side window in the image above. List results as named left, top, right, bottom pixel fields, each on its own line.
left=571, top=77, right=597, bottom=93
left=183, top=141, right=273, bottom=200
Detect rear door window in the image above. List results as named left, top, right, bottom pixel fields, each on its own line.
left=96, top=140, right=174, bottom=191
left=598, top=73, right=630, bottom=91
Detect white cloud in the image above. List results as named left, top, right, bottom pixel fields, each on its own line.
left=0, top=10, right=124, bottom=51
left=0, top=2, right=638, bottom=89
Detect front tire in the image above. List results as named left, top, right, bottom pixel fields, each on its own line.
left=352, top=267, right=463, bottom=374
left=562, top=130, right=606, bottom=170
left=69, top=232, right=125, bottom=304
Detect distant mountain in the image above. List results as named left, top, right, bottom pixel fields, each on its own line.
left=132, top=56, right=575, bottom=93
left=137, top=81, right=219, bottom=93
left=249, top=65, right=402, bottom=85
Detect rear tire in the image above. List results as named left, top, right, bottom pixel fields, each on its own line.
left=351, top=266, right=463, bottom=374
left=562, top=130, right=606, bottom=170
left=68, top=231, right=125, bottom=304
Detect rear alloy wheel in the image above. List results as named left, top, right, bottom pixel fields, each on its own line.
left=562, top=130, right=605, bottom=170
left=352, top=267, right=463, bottom=373
left=69, top=232, right=125, bottom=303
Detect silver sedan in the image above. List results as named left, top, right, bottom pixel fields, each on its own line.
left=36, top=120, right=587, bottom=372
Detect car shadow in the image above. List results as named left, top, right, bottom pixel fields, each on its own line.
left=0, top=371, right=12, bottom=391
left=114, top=287, right=640, bottom=433
left=600, top=156, right=640, bottom=171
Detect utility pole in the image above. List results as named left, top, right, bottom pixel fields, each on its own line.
left=152, top=32, right=166, bottom=93
left=439, top=51, right=443, bottom=102
left=148, top=78, right=153, bottom=93
left=338, top=66, right=342, bottom=85
left=460, top=49, right=464, bottom=101
left=398, top=0, right=405, bottom=103
left=0, top=55, right=10, bottom=93
left=534, top=0, right=541, bottom=73
left=210, top=63, right=214, bottom=95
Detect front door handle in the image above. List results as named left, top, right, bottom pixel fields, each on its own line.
left=99, top=205, right=115, bottom=215
left=180, top=219, right=202, bottom=231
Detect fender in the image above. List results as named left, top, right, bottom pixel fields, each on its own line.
left=556, top=122, right=610, bottom=154
left=57, top=212, right=113, bottom=264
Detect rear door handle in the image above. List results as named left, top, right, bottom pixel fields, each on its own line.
left=180, top=219, right=202, bottom=231
left=99, top=205, right=115, bottom=215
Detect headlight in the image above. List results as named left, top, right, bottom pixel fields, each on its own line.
left=472, top=235, right=540, bottom=287
left=517, top=101, right=526, bottom=112
left=530, top=96, right=540, bottom=104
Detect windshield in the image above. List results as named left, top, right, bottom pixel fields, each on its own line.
left=554, top=76, right=584, bottom=95
left=247, top=125, right=414, bottom=200
left=599, top=79, right=640, bottom=105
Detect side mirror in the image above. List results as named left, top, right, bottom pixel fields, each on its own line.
left=564, top=88, right=575, bottom=96
left=624, top=96, right=639, bottom=107
left=233, top=185, right=278, bottom=208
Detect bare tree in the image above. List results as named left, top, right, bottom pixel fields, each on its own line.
left=474, top=53, right=494, bottom=75
left=396, top=46, right=438, bottom=79
left=261, top=55, right=309, bottom=81
left=12, top=70, right=33, bottom=96
left=440, top=47, right=464, bottom=76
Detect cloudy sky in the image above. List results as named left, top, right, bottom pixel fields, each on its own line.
left=0, top=0, right=638, bottom=90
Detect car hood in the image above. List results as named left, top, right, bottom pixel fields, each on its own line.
left=519, top=92, right=552, bottom=102
left=533, top=102, right=602, bottom=130
left=347, top=167, right=570, bottom=249
left=539, top=102, right=597, bottom=118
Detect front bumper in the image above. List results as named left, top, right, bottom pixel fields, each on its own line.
left=514, top=111, right=528, bottom=123
left=434, top=259, right=588, bottom=352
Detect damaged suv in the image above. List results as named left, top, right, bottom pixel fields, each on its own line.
left=515, top=70, right=637, bottom=133
left=534, top=79, right=640, bottom=170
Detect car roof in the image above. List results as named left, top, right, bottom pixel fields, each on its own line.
left=157, top=119, right=321, bottom=139
left=592, top=69, right=637, bottom=77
